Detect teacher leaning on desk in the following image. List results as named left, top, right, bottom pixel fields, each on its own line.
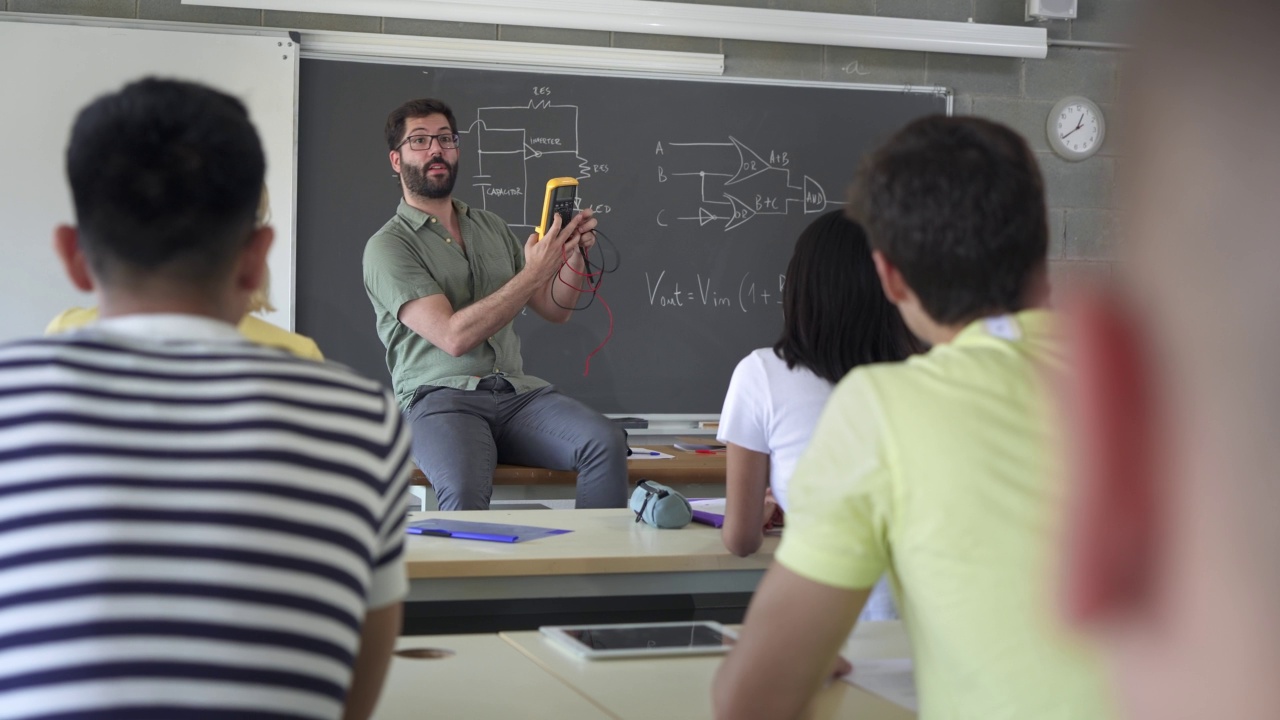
left=362, top=97, right=627, bottom=512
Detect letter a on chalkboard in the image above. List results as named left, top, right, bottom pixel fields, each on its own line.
left=655, top=142, right=664, bottom=155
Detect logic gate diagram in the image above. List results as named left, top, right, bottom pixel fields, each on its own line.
left=655, top=137, right=838, bottom=231
left=460, top=100, right=606, bottom=229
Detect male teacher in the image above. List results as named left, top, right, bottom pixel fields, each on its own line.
left=363, top=98, right=628, bottom=511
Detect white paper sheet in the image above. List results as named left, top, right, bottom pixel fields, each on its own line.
left=629, top=447, right=675, bottom=460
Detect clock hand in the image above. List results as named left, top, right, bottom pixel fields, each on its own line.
left=1061, top=113, right=1087, bottom=139
left=1062, top=114, right=1088, bottom=139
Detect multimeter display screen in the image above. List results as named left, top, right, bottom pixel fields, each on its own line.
left=546, top=185, right=577, bottom=230
left=540, top=183, right=578, bottom=235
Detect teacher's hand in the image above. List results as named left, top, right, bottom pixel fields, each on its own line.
left=574, top=207, right=598, bottom=252
left=524, top=211, right=582, bottom=282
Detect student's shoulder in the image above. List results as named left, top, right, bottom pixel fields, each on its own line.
left=841, top=338, right=1049, bottom=426
left=836, top=353, right=953, bottom=418
left=729, top=347, right=776, bottom=382
left=45, top=306, right=99, bottom=335
left=234, top=349, right=402, bottom=421
left=0, top=336, right=108, bottom=395
left=252, top=348, right=388, bottom=395
left=117, top=333, right=387, bottom=401
left=824, top=359, right=928, bottom=429
left=178, top=348, right=406, bottom=450
left=236, top=316, right=324, bottom=361
left=0, top=334, right=79, bottom=361
left=883, top=320, right=1063, bottom=387
left=742, top=347, right=777, bottom=369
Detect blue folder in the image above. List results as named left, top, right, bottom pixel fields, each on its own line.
left=406, top=518, right=573, bottom=544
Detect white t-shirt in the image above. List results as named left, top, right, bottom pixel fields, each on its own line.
left=717, top=348, right=834, bottom=512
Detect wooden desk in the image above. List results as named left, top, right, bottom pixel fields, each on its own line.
left=402, top=509, right=772, bottom=633
left=499, top=621, right=916, bottom=719
left=374, top=634, right=608, bottom=719
left=406, top=509, right=772, bottom=599
left=409, top=445, right=725, bottom=487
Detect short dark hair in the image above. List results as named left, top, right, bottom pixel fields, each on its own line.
left=66, top=78, right=265, bottom=288
left=774, top=211, right=925, bottom=384
left=385, top=98, right=457, bottom=151
left=850, top=115, right=1048, bottom=325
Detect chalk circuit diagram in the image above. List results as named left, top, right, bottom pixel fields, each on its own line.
left=453, top=99, right=836, bottom=234
left=459, top=100, right=602, bottom=229
left=655, top=137, right=838, bottom=231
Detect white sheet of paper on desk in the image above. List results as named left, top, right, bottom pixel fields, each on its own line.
left=629, top=447, right=675, bottom=460
left=689, top=499, right=726, bottom=513
left=842, top=658, right=917, bottom=711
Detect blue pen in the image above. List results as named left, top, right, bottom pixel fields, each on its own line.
left=632, top=450, right=662, bottom=456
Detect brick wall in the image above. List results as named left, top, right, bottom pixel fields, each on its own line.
left=4, top=0, right=1129, bottom=288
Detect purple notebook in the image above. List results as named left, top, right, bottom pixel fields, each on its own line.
left=406, top=518, right=572, bottom=543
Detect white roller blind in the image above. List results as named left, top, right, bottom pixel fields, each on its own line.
left=0, top=16, right=298, bottom=340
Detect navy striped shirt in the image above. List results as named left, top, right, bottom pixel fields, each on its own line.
left=0, top=315, right=412, bottom=720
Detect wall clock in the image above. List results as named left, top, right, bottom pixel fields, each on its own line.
left=1048, top=96, right=1106, bottom=161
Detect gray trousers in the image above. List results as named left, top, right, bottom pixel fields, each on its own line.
left=405, top=378, right=629, bottom=511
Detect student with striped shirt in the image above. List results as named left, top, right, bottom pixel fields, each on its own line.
left=0, top=78, right=412, bottom=719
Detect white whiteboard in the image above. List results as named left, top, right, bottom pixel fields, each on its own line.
left=0, top=16, right=298, bottom=341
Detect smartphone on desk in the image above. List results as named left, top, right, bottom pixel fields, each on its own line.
left=535, top=177, right=579, bottom=240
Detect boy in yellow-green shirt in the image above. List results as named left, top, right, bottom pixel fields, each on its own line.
left=714, top=116, right=1114, bottom=720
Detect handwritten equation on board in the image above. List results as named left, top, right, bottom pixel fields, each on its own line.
left=645, top=271, right=785, bottom=313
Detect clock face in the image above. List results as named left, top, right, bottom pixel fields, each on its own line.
left=1056, top=102, right=1101, bottom=154
left=1048, top=96, right=1106, bottom=161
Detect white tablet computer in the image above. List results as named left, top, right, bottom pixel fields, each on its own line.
left=540, top=621, right=737, bottom=660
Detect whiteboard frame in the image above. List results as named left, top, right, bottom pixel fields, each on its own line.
left=298, top=53, right=952, bottom=427
left=0, top=12, right=301, bottom=330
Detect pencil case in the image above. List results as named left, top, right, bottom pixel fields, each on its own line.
left=629, top=480, right=693, bottom=529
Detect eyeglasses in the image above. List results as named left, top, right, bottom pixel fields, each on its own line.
left=397, top=133, right=460, bottom=152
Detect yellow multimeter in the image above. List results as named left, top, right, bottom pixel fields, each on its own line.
left=535, top=177, right=579, bottom=240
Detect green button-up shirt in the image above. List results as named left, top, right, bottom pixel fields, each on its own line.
left=363, top=198, right=548, bottom=410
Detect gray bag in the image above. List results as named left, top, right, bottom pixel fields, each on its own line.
left=629, top=480, right=693, bottom=529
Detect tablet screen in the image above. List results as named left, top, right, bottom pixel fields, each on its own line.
left=563, top=624, right=731, bottom=651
